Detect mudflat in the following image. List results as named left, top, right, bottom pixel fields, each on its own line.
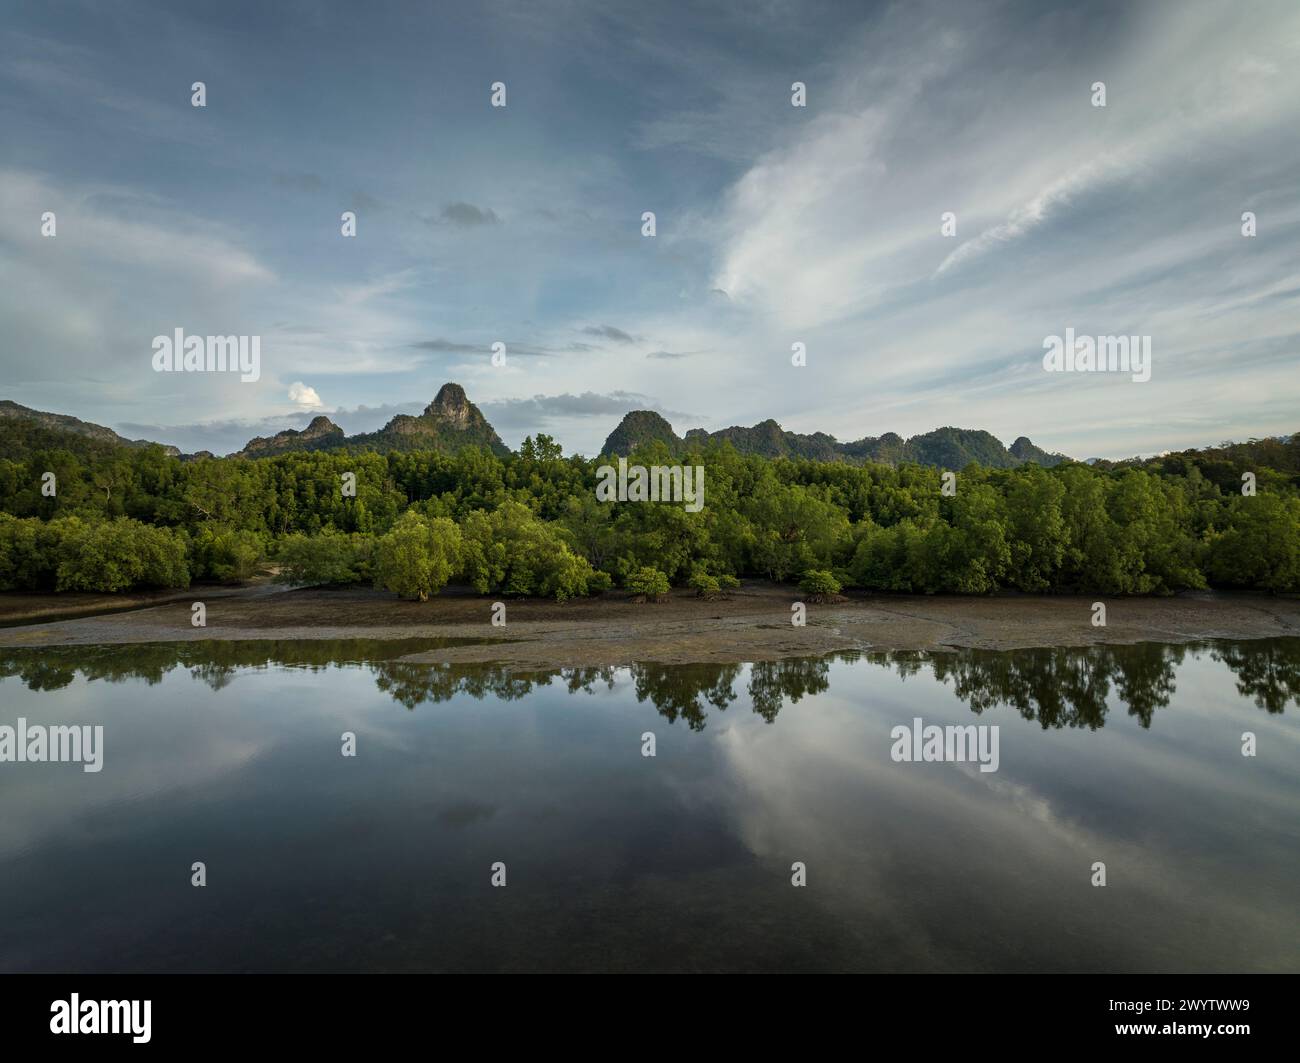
left=1, top=582, right=1297, bottom=666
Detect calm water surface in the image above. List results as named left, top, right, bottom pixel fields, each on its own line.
left=1, top=638, right=1297, bottom=972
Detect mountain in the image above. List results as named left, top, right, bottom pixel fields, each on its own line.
left=3, top=387, right=1076, bottom=470
left=685, top=419, right=844, bottom=461
left=602, top=411, right=1069, bottom=469
left=602, top=411, right=682, bottom=455
left=236, top=383, right=509, bottom=458
left=0, top=400, right=181, bottom=459
left=1092, top=431, right=1300, bottom=493
left=239, top=415, right=346, bottom=458
left=1008, top=435, right=1069, bottom=466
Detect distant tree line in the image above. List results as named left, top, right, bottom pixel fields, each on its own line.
left=1, top=431, right=1297, bottom=597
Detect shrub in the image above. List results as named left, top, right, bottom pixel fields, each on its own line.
left=799, top=569, right=842, bottom=597
left=0, top=514, right=59, bottom=591
left=54, top=518, right=190, bottom=592
left=626, top=566, right=670, bottom=600
left=689, top=570, right=721, bottom=597
left=191, top=524, right=263, bottom=583
left=275, top=530, right=371, bottom=586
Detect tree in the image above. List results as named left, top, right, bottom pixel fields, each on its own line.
left=54, top=518, right=189, bottom=592
left=1002, top=466, right=1066, bottom=592
left=276, top=530, right=371, bottom=586
left=460, top=500, right=595, bottom=601
left=1207, top=495, right=1300, bottom=592
left=192, top=524, right=263, bottom=583
left=375, top=512, right=462, bottom=601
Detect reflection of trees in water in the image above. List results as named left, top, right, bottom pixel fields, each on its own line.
left=1, top=637, right=1297, bottom=730
left=900, top=643, right=1182, bottom=730
left=749, top=657, right=833, bottom=723
left=0, top=638, right=458, bottom=692
left=1209, top=641, right=1300, bottom=714
left=0, top=641, right=835, bottom=729
left=371, top=663, right=621, bottom=710
left=629, top=663, right=741, bottom=731
left=873, top=639, right=1300, bottom=729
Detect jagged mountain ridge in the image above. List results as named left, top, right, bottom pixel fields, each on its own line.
left=601, top=410, right=1070, bottom=469
left=2, top=386, right=1072, bottom=469
left=237, top=383, right=510, bottom=457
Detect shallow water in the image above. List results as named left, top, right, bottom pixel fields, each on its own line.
left=1, top=638, right=1297, bottom=972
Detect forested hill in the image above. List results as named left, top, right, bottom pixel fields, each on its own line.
left=602, top=411, right=1070, bottom=468
left=0, top=400, right=181, bottom=460
left=238, top=383, right=510, bottom=458
left=0, top=385, right=511, bottom=463
left=4, top=385, right=1294, bottom=485
left=1100, top=434, right=1300, bottom=480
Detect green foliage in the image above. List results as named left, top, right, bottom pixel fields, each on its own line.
left=53, top=517, right=189, bottom=592
left=626, top=566, right=670, bottom=598
left=374, top=513, right=462, bottom=601
left=689, top=569, right=721, bottom=596
left=275, top=530, right=373, bottom=586
left=1206, top=495, right=1300, bottom=592
left=0, top=515, right=66, bottom=590
left=1, top=428, right=1297, bottom=597
left=798, top=569, right=842, bottom=596
left=460, top=500, right=596, bottom=601
left=191, top=524, right=263, bottom=583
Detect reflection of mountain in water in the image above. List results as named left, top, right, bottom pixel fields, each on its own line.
left=1, top=637, right=1297, bottom=732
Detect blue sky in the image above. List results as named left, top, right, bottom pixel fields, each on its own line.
left=2, top=0, right=1298, bottom=457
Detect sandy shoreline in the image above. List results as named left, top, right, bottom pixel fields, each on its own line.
left=1, top=582, right=1298, bottom=666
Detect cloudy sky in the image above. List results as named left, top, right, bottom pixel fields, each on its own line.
left=2, top=0, right=1298, bottom=457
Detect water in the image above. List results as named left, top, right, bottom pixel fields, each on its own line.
left=1, top=639, right=1297, bottom=973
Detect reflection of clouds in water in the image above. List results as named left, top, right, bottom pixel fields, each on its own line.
left=0, top=639, right=1297, bottom=971
left=709, top=654, right=1300, bottom=969
left=0, top=674, right=266, bottom=859
left=0, top=663, right=412, bottom=861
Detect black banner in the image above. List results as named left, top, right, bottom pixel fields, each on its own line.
left=1, top=974, right=1292, bottom=1050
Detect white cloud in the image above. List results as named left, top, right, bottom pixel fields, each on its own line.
left=287, top=382, right=323, bottom=408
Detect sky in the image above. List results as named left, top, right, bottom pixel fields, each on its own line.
left=2, top=0, right=1298, bottom=458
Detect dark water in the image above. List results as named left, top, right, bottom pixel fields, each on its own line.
left=1, top=638, right=1297, bottom=973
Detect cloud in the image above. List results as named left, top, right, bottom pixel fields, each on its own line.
left=483, top=391, right=696, bottom=424
left=5, top=1, right=1300, bottom=463
left=580, top=325, right=635, bottom=344
left=287, top=382, right=322, bottom=408
left=439, top=202, right=500, bottom=227
left=117, top=399, right=429, bottom=455
left=410, top=338, right=482, bottom=355
left=410, top=338, right=561, bottom=358
left=349, top=190, right=384, bottom=212
left=116, top=414, right=317, bottom=455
